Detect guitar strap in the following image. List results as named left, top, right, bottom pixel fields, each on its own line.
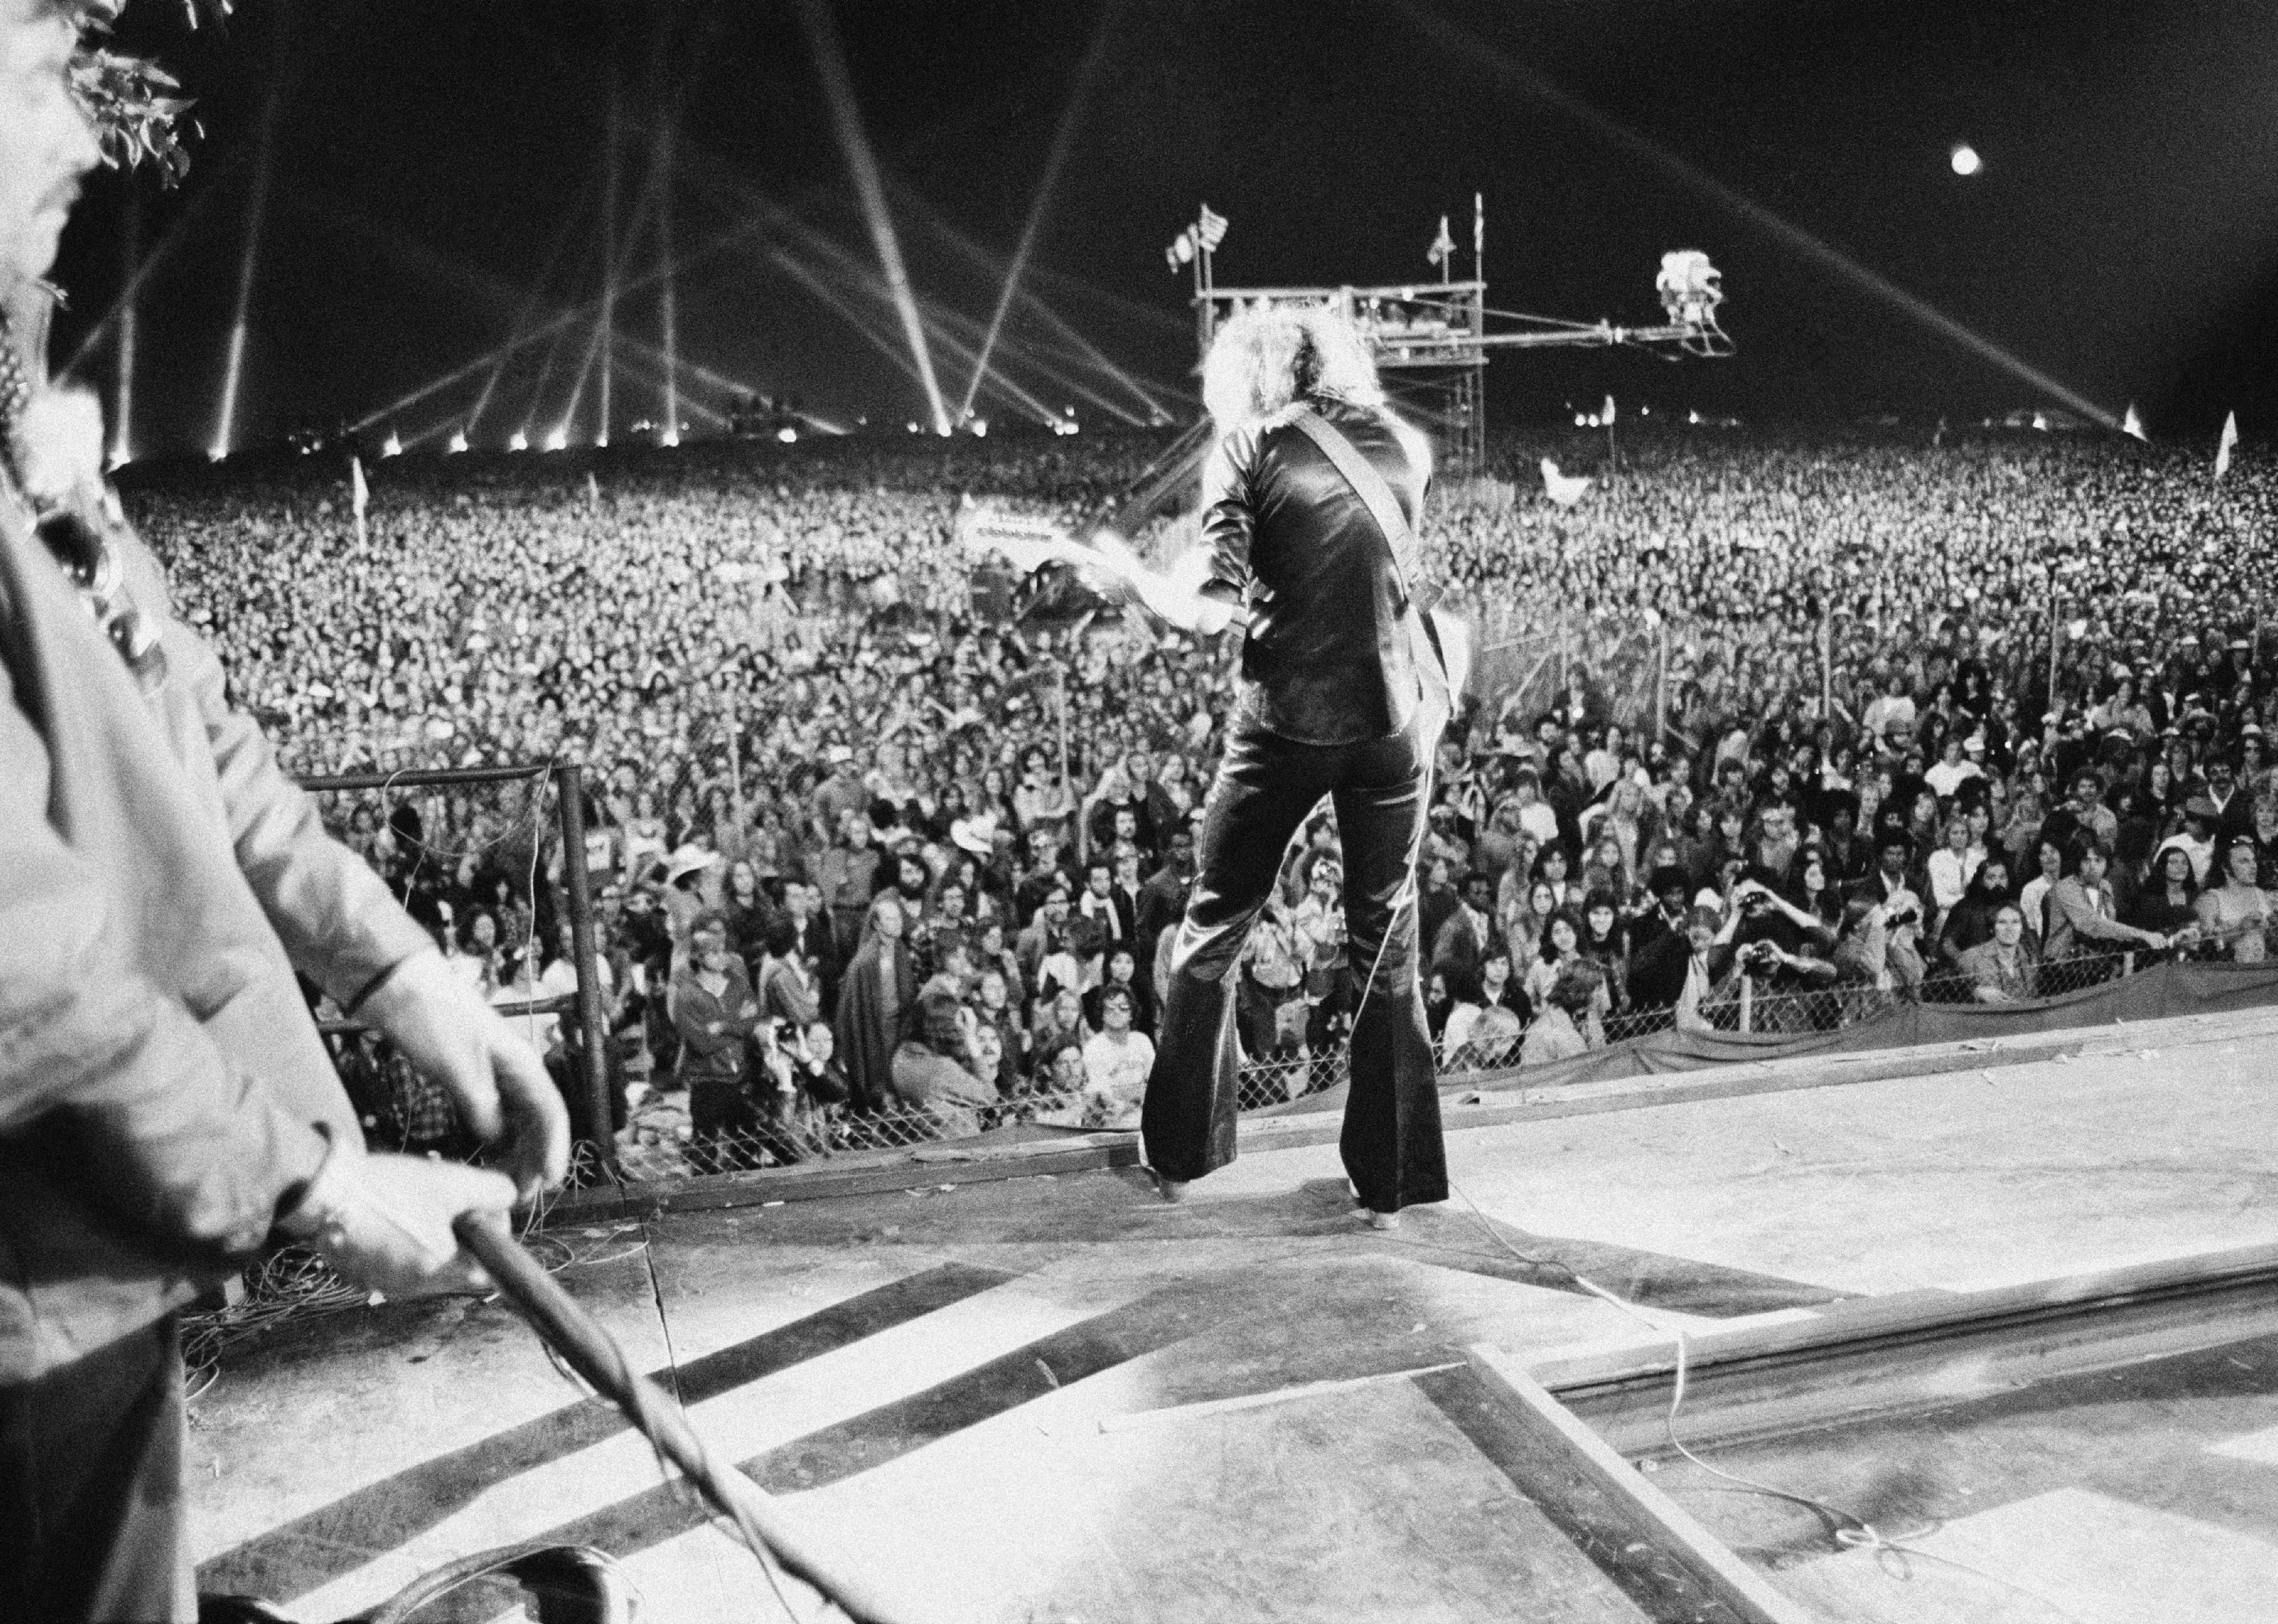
left=1288, top=406, right=1426, bottom=613
left=1287, top=406, right=1457, bottom=728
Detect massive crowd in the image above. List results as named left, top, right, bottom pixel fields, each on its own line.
left=128, top=420, right=2278, bottom=1166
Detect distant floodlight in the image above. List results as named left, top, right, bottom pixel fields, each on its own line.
left=1950, top=144, right=1982, bottom=177
left=508, top=429, right=529, bottom=452
left=970, top=418, right=988, bottom=438
left=447, top=430, right=469, bottom=454
left=776, top=426, right=798, bottom=443
left=544, top=427, right=569, bottom=452
left=381, top=431, right=402, bottom=458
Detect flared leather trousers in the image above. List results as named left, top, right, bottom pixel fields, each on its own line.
left=1140, top=708, right=1448, bottom=1213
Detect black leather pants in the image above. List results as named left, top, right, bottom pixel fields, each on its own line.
left=1140, top=709, right=1447, bottom=1212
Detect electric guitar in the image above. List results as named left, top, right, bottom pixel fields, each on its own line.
left=953, top=497, right=1146, bottom=581
left=953, top=495, right=1474, bottom=696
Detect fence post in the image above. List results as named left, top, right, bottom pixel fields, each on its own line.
left=554, top=764, right=618, bottom=1178
left=1738, top=973, right=1754, bottom=1034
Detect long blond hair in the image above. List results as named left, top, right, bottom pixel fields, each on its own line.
left=1201, top=303, right=1387, bottom=431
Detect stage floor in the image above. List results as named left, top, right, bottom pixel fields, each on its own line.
left=190, top=1007, right=2278, bottom=1622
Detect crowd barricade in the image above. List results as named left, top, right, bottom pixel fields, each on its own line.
left=610, top=1046, right=1352, bottom=1185
left=584, top=944, right=2274, bottom=1186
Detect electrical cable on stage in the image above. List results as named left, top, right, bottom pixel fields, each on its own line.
left=1424, top=1176, right=2095, bottom=1622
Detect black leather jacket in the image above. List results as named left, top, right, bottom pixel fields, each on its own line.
left=1199, top=398, right=1431, bottom=746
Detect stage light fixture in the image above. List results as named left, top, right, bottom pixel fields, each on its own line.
left=447, top=430, right=469, bottom=454
left=381, top=432, right=402, bottom=458
left=509, top=429, right=530, bottom=451
left=545, top=427, right=569, bottom=451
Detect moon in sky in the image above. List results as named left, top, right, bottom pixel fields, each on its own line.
left=1950, top=144, right=1983, bottom=177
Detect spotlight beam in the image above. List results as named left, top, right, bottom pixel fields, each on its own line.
left=666, top=149, right=1128, bottom=427
left=956, top=0, right=1124, bottom=425
left=61, top=146, right=251, bottom=383
left=463, top=183, right=601, bottom=439
left=1398, top=0, right=2122, bottom=431
left=884, top=170, right=1182, bottom=418
left=792, top=0, right=951, bottom=435
left=110, top=185, right=137, bottom=465
left=327, top=211, right=770, bottom=434
left=211, top=29, right=292, bottom=458
left=921, top=295, right=1143, bottom=425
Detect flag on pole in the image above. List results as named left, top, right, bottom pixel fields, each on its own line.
left=2122, top=403, right=2146, bottom=442
left=1473, top=192, right=1484, bottom=266
left=1602, top=394, right=1617, bottom=425
left=1427, top=216, right=1455, bottom=266
left=1164, top=226, right=1196, bottom=271
left=2216, top=410, right=2238, bottom=479
left=1196, top=205, right=1228, bottom=251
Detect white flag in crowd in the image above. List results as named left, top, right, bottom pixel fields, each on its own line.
left=1541, top=458, right=1593, bottom=508
left=349, top=455, right=368, bottom=519
left=2216, top=410, right=2238, bottom=479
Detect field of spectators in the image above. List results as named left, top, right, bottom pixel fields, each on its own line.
left=124, top=419, right=2278, bottom=1172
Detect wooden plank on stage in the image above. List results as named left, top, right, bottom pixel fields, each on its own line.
left=1527, top=1241, right=2278, bottom=1455
left=1462, top=1344, right=1820, bottom=1624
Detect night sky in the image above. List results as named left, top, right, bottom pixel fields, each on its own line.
left=48, top=0, right=2278, bottom=459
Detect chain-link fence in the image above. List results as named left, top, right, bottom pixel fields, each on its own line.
left=612, top=1044, right=1351, bottom=1182
left=598, top=946, right=2174, bottom=1182
left=291, top=755, right=2203, bottom=1195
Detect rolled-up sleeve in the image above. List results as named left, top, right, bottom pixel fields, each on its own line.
left=135, top=534, right=434, bottom=1007
left=1, top=670, right=327, bottom=1268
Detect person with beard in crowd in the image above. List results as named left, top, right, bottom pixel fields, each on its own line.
left=834, top=891, right=917, bottom=1114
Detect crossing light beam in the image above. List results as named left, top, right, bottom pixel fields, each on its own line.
left=793, top=0, right=951, bottom=436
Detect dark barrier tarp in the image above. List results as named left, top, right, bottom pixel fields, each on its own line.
left=1264, top=960, right=2278, bottom=1115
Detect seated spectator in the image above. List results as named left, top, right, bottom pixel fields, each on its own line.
left=1522, top=961, right=1608, bottom=1066
left=1079, top=985, right=1155, bottom=1125
left=2195, top=838, right=2277, bottom=962
left=1958, top=903, right=2040, bottom=1003
left=890, top=990, right=998, bottom=1138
